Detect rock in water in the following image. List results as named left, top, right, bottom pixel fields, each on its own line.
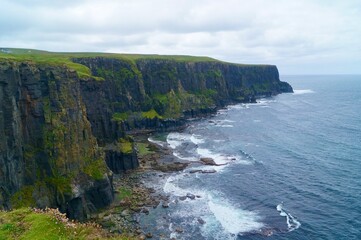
left=200, top=157, right=217, bottom=165
left=179, top=196, right=187, bottom=201
left=175, top=227, right=184, bottom=233
left=186, top=193, right=196, bottom=200
left=198, top=218, right=206, bottom=224
left=162, top=201, right=169, bottom=208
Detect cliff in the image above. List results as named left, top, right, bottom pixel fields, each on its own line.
left=0, top=48, right=292, bottom=220
left=0, top=60, right=113, bottom=220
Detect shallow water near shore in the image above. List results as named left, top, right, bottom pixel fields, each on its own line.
left=139, top=75, right=361, bottom=239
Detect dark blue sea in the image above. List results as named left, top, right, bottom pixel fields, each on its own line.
left=140, top=75, right=361, bottom=240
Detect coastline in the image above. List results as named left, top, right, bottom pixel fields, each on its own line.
left=93, top=100, right=279, bottom=239
left=91, top=133, right=190, bottom=239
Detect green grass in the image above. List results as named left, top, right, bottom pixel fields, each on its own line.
left=84, top=158, right=108, bottom=180
left=116, top=187, right=132, bottom=202
left=141, top=109, right=162, bottom=119
left=136, top=143, right=155, bottom=157
left=0, top=208, right=133, bottom=240
left=111, top=112, right=129, bottom=122
left=118, top=138, right=133, bottom=154
left=0, top=47, right=269, bottom=81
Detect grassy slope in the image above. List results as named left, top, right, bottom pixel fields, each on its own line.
left=0, top=48, right=218, bottom=79
left=0, top=47, right=270, bottom=80
left=0, top=208, right=133, bottom=240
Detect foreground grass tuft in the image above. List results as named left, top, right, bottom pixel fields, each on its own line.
left=0, top=208, right=133, bottom=240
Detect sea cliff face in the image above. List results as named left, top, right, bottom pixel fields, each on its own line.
left=0, top=51, right=292, bottom=220
left=0, top=61, right=113, bottom=220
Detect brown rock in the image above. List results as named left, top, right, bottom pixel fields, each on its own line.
left=200, top=157, right=217, bottom=165
left=155, top=162, right=189, bottom=172
left=175, top=227, right=183, bottom=233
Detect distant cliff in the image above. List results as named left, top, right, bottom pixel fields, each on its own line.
left=0, top=49, right=292, bottom=220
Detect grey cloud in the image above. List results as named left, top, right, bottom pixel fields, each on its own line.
left=0, top=0, right=361, bottom=74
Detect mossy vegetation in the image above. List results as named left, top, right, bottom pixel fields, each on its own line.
left=10, top=186, right=36, bottom=209
left=45, top=176, right=72, bottom=195
left=141, top=109, right=162, bottom=119
left=0, top=208, right=133, bottom=240
left=116, top=187, right=132, bottom=202
left=135, top=143, right=155, bottom=157
left=118, top=138, right=133, bottom=154
left=84, top=158, right=108, bottom=180
left=112, top=112, right=129, bottom=122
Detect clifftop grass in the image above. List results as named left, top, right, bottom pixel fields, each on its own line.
left=0, top=48, right=219, bottom=79
left=0, top=208, right=133, bottom=240
left=0, top=47, right=271, bottom=80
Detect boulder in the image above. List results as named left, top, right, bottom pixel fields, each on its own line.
left=162, top=201, right=169, bottom=208
left=200, top=157, right=217, bottom=165
left=198, top=218, right=206, bottom=224
left=186, top=193, right=196, bottom=200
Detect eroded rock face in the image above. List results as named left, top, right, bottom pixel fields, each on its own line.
left=105, top=150, right=139, bottom=174
left=0, top=61, right=113, bottom=220
left=75, top=57, right=293, bottom=132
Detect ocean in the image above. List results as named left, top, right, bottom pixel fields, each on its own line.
left=139, top=75, right=361, bottom=240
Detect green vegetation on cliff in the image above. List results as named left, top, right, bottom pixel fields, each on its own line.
left=0, top=48, right=218, bottom=80
left=118, top=138, right=133, bottom=154
left=141, top=109, right=162, bottom=119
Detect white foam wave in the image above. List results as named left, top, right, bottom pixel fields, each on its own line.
left=217, top=109, right=228, bottom=114
left=208, top=198, right=264, bottom=235
left=163, top=174, right=207, bottom=198
left=190, top=134, right=204, bottom=144
left=197, top=148, right=251, bottom=167
left=173, top=152, right=198, bottom=161
left=167, top=132, right=190, bottom=149
left=218, top=124, right=234, bottom=128
left=197, top=148, right=228, bottom=166
left=147, top=137, right=166, bottom=147
left=293, top=89, right=315, bottom=95
left=218, top=119, right=236, bottom=123
left=258, top=99, right=276, bottom=105
left=163, top=174, right=189, bottom=196
left=276, top=203, right=301, bottom=232
left=227, top=104, right=246, bottom=110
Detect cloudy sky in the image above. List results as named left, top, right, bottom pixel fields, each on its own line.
left=1, top=0, right=360, bottom=74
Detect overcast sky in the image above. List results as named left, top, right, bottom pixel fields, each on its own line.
left=1, top=0, right=360, bottom=74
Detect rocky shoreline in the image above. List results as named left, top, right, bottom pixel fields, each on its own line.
left=91, top=128, right=228, bottom=239
left=90, top=134, right=186, bottom=239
